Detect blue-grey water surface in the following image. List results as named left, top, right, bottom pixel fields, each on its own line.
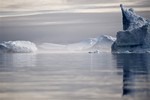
left=0, top=53, right=150, bottom=100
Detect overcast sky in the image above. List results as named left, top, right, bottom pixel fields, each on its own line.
left=0, top=0, right=150, bottom=12
left=0, top=0, right=150, bottom=43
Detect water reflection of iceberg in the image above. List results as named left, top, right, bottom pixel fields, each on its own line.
left=114, top=53, right=150, bottom=98
left=0, top=54, right=36, bottom=72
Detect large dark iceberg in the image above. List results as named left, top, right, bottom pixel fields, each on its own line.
left=112, top=4, right=150, bottom=53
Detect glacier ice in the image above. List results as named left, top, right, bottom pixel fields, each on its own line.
left=39, top=35, right=115, bottom=53
left=67, top=35, right=115, bottom=52
left=0, top=35, right=115, bottom=53
left=0, top=41, right=37, bottom=53
left=111, top=4, right=150, bottom=53
left=87, top=35, right=116, bottom=53
left=120, top=4, right=148, bottom=31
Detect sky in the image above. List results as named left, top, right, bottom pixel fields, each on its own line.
left=0, top=0, right=150, bottom=12
left=0, top=0, right=150, bottom=43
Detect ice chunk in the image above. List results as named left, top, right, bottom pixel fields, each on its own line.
left=116, top=25, right=150, bottom=46
left=67, top=35, right=115, bottom=52
left=112, top=4, right=150, bottom=53
left=0, top=41, right=37, bottom=53
left=120, top=4, right=148, bottom=30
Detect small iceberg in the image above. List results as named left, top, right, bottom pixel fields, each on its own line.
left=67, top=35, right=115, bottom=51
left=112, top=4, right=150, bottom=53
left=0, top=41, right=37, bottom=53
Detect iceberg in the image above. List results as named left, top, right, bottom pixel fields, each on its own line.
left=67, top=38, right=98, bottom=51
left=0, top=41, right=37, bottom=53
left=88, top=35, right=116, bottom=53
left=39, top=35, right=115, bottom=53
left=67, top=35, right=115, bottom=53
left=111, top=4, right=150, bottom=53
left=0, top=35, right=115, bottom=54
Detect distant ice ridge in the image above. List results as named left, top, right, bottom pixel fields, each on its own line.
left=39, top=35, right=116, bottom=53
left=0, top=41, right=37, bottom=53
left=112, top=4, right=150, bottom=53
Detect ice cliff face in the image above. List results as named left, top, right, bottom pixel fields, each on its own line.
left=111, top=4, right=150, bottom=53
left=120, top=4, right=148, bottom=31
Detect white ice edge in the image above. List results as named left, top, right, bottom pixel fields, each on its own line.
left=0, top=35, right=115, bottom=53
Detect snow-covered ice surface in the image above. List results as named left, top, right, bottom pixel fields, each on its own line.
left=112, top=4, right=150, bottom=53
left=39, top=35, right=115, bottom=53
left=0, top=41, right=37, bottom=53
left=0, top=35, right=115, bottom=53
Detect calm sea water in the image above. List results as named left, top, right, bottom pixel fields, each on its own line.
left=0, top=53, right=150, bottom=100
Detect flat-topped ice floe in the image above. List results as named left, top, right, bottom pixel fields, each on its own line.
left=0, top=41, right=37, bottom=53
left=112, top=4, right=150, bottom=53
